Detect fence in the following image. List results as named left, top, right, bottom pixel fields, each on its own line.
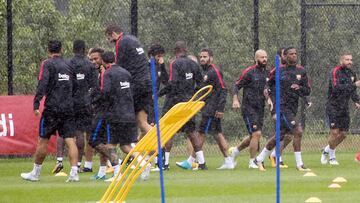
left=1, top=0, right=360, bottom=155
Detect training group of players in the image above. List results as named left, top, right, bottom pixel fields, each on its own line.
left=21, top=24, right=360, bottom=182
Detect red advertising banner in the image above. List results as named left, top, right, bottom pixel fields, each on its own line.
left=0, top=96, right=56, bottom=155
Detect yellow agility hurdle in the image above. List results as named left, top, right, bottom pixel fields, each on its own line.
left=99, top=85, right=213, bottom=203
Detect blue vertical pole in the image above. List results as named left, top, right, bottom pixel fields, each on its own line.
left=150, top=57, right=166, bottom=203
left=275, top=55, right=281, bottom=203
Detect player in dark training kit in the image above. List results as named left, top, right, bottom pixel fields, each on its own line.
left=21, top=40, right=79, bottom=182
left=321, top=53, right=360, bottom=165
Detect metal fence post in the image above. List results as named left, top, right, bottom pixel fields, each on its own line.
left=253, top=0, right=259, bottom=53
left=130, top=0, right=138, bottom=37
left=7, top=0, right=13, bottom=95
left=300, top=0, right=307, bottom=129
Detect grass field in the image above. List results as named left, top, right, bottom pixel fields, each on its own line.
left=1, top=152, right=359, bottom=203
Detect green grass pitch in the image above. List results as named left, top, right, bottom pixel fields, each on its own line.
left=1, top=152, right=359, bottom=203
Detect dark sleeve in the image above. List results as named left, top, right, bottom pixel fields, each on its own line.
left=193, top=64, right=204, bottom=89
left=298, top=70, right=311, bottom=97
left=233, top=69, right=252, bottom=95
left=158, top=62, right=180, bottom=97
left=33, top=61, right=50, bottom=110
left=116, top=39, right=127, bottom=67
left=88, top=63, right=98, bottom=90
left=331, top=69, right=356, bottom=95
left=160, top=63, right=169, bottom=86
left=351, top=74, right=360, bottom=103
left=214, top=71, right=227, bottom=113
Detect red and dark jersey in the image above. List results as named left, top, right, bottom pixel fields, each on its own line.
left=102, top=64, right=135, bottom=123
left=159, top=55, right=203, bottom=110
left=233, top=64, right=269, bottom=112
left=326, top=66, right=360, bottom=111
left=201, top=64, right=227, bottom=116
left=115, top=34, right=151, bottom=89
left=268, top=64, right=311, bottom=115
left=34, top=55, right=75, bottom=114
left=68, top=54, right=98, bottom=112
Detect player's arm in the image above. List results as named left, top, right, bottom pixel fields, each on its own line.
left=298, top=71, right=311, bottom=97
left=232, top=69, right=251, bottom=109
left=210, top=70, right=227, bottom=118
left=158, top=62, right=179, bottom=97
left=160, top=62, right=169, bottom=86
left=331, top=69, right=357, bottom=95
left=33, top=61, right=50, bottom=116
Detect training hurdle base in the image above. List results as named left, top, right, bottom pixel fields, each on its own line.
left=99, top=85, right=213, bottom=203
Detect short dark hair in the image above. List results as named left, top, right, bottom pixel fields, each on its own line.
left=276, top=47, right=286, bottom=56
left=148, top=44, right=165, bottom=57
left=174, top=41, right=187, bottom=54
left=89, top=47, right=105, bottom=55
left=284, top=46, right=296, bottom=55
left=200, top=48, right=213, bottom=57
left=48, top=40, right=62, bottom=53
left=105, top=24, right=122, bottom=35
left=101, top=51, right=115, bottom=63
left=73, top=39, right=85, bottom=55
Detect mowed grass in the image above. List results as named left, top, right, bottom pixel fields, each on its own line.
left=0, top=152, right=359, bottom=203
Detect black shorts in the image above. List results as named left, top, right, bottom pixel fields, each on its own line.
left=133, top=86, right=152, bottom=114
left=242, top=109, right=264, bottom=134
left=107, top=122, right=138, bottom=145
left=279, top=111, right=299, bottom=133
left=74, top=109, right=92, bottom=133
left=198, top=116, right=222, bottom=134
left=184, top=119, right=196, bottom=133
left=39, top=111, right=75, bottom=139
left=326, top=108, right=350, bottom=131
left=89, top=116, right=107, bottom=148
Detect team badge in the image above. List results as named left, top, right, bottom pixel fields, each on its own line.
left=204, top=75, right=208, bottom=81
left=351, top=77, right=355, bottom=82
left=296, top=75, right=301, bottom=80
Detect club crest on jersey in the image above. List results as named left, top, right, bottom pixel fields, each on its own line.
left=203, top=75, right=208, bottom=81
left=76, top=73, right=85, bottom=80
left=351, top=77, right=355, bottom=82
left=296, top=75, right=301, bottom=80
left=185, top=72, right=193, bottom=80
left=120, top=81, right=130, bottom=89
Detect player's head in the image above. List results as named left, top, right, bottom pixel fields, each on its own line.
left=340, top=52, right=352, bottom=68
left=284, top=47, right=297, bottom=65
left=47, top=40, right=62, bottom=54
left=199, top=48, right=213, bottom=66
left=101, top=51, right=115, bottom=67
left=105, top=24, right=123, bottom=43
left=255, top=49, right=268, bottom=67
left=277, top=47, right=286, bottom=64
left=73, top=39, right=86, bottom=55
left=174, top=41, right=187, bottom=56
left=148, top=43, right=165, bottom=63
left=89, top=47, right=105, bottom=68
left=187, top=55, right=199, bottom=64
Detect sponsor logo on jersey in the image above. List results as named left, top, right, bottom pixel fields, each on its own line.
left=136, top=47, right=144, bottom=55
left=186, top=73, right=193, bottom=80
left=120, top=81, right=130, bottom=89
left=58, top=73, right=70, bottom=81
